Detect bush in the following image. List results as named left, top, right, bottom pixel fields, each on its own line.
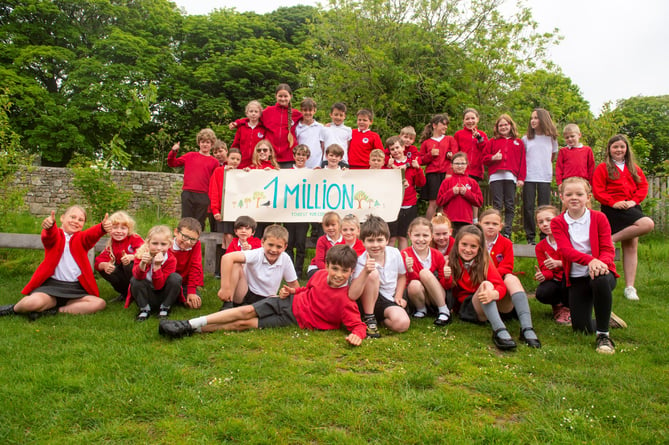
left=69, top=158, right=132, bottom=222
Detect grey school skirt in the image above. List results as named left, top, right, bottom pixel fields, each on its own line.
left=32, top=278, right=89, bottom=299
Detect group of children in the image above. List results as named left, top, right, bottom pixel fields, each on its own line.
left=0, top=82, right=654, bottom=355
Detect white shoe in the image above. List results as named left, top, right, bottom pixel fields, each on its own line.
left=624, top=286, right=639, bottom=301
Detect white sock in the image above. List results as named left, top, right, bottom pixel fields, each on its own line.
left=189, top=316, right=208, bottom=330
left=438, top=304, right=450, bottom=316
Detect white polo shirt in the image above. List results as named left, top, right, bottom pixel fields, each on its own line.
left=354, top=246, right=406, bottom=301
left=242, top=248, right=298, bottom=296
left=296, top=119, right=324, bottom=169
left=320, top=124, right=352, bottom=163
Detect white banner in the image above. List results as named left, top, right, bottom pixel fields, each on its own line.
left=222, top=169, right=404, bottom=223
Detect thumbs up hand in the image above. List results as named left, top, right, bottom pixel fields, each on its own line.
left=42, top=211, right=56, bottom=230
left=403, top=251, right=414, bottom=273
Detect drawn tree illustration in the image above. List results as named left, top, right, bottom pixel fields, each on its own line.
left=238, top=199, right=244, bottom=208
left=354, top=190, right=368, bottom=209
left=244, top=197, right=252, bottom=208
left=366, top=197, right=374, bottom=208
left=253, top=191, right=266, bottom=208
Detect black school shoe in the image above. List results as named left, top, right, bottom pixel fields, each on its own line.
left=492, top=328, right=517, bottom=350
left=519, top=327, right=542, bottom=348
left=433, top=312, right=452, bottom=326
left=159, top=319, right=195, bottom=339
left=0, top=304, right=16, bottom=317
left=28, top=307, right=59, bottom=321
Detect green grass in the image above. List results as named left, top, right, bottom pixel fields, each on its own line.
left=0, top=227, right=668, bottom=443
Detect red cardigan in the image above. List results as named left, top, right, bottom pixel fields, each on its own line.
left=23, top=223, right=107, bottom=297
left=208, top=166, right=226, bottom=216
left=555, top=146, right=594, bottom=185
left=292, top=270, right=367, bottom=339
left=170, top=242, right=204, bottom=296
left=420, top=136, right=459, bottom=174
left=392, top=158, right=426, bottom=206
left=95, top=234, right=144, bottom=269
left=309, top=235, right=339, bottom=269
left=488, top=235, right=514, bottom=277
left=436, top=173, right=483, bottom=224
left=261, top=103, right=302, bottom=163
left=550, top=210, right=619, bottom=286
left=445, top=259, right=506, bottom=304
left=534, top=238, right=564, bottom=281
left=592, top=162, right=648, bottom=207
left=453, top=128, right=488, bottom=178
left=401, top=247, right=447, bottom=287
left=482, top=137, right=526, bottom=181
left=232, top=118, right=266, bottom=168
left=227, top=237, right=262, bottom=253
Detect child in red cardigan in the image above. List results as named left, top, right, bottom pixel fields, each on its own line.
left=171, top=218, right=204, bottom=310
left=453, top=108, right=488, bottom=223
left=306, top=211, right=342, bottom=279
left=230, top=100, right=266, bottom=168
left=551, top=177, right=627, bottom=354
left=159, top=245, right=366, bottom=345
left=533, top=205, right=570, bottom=325
left=436, top=152, right=483, bottom=234
left=337, top=214, right=365, bottom=256
left=227, top=216, right=262, bottom=253
left=479, top=209, right=541, bottom=348
left=555, top=124, right=594, bottom=188
left=401, top=217, right=451, bottom=326
left=593, top=134, right=654, bottom=301
left=260, top=83, right=302, bottom=166
left=482, top=114, right=526, bottom=238
left=127, top=225, right=182, bottom=321
left=95, top=211, right=143, bottom=302
left=1, top=207, right=111, bottom=319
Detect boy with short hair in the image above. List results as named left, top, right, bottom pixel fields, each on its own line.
left=296, top=98, right=324, bottom=169
left=368, top=149, right=386, bottom=170
left=399, top=126, right=419, bottom=160
left=307, top=211, right=343, bottom=279
left=349, top=215, right=409, bottom=337
left=227, top=216, right=262, bottom=253
left=168, top=128, right=221, bottom=231
left=159, top=245, right=367, bottom=345
left=556, top=124, right=595, bottom=188
left=212, top=140, right=228, bottom=166
left=226, top=148, right=242, bottom=170
left=170, top=217, right=204, bottom=309
left=348, top=109, right=384, bottom=169
left=218, top=224, right=299, bottom=307
left=320, top=144, right=348, bottom=169
left=320, top=102, right=352, bottom=164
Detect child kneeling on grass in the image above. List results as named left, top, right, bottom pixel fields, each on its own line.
left=159, top=245, right=367, bottom=346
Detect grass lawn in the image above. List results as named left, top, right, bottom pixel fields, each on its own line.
left=0, top=227, right=667, bottom=443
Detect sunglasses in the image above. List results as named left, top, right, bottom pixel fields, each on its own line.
left=257, top=148, right=270, bottom=153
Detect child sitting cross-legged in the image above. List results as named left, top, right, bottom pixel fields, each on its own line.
left=159, top=245, right=367, bottom=346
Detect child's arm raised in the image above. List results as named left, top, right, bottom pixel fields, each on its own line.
left=348, top=256, right=375, bottom=301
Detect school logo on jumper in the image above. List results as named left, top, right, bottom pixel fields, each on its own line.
left=222, top=169, right=404, bottom=223
left=257, top=132, right=264, bottom=138
left=362, top=138, right=369, bottom=144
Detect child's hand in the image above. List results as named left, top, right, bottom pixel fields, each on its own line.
left=185, top=293, right=202, bottom=309
left=228, top=122, right=237, bottom=130
left=403, top=251, right=414, bottom=273
left=394, top=295, right=407, bottom=308
left=491, top=151, right=502, bottom=161
left=364, top=256, right=376, bottom=274
left=224, top=165, right=233, bottom=170
left=139, top=251, right=152, bottom=269
left=446, top=151, right=453, bottom=159
left=213, top=213, right=222, bottom=222
left=42, top=211, right=56, bottom=230
left=443, top=256, right=451, bottom=279
left=278, top=285, right=294, bottom=299
left=100, top=262, right=115, bottom=274
left=472, top=128, right=480, bottom=138
left=402, top=179, right=409, bottom=189
left=171, top=142, right=180, bottom=152
left=476, top=281, right=498, bottom=304
left=534, top=265, right=545, bottom=282
left=543, top=253, right=561, bottom=270
left=152, top=252, right=164, bottom=268
left=264, top=167, right=272, bottom=171
left=218, top=287, right=232, bottom=302
left=588, top=258, right=609, bottom=278
left=411, top=159, right=420, bottom=169
left=101, top=213, right=112, bottom=233
left=240, top=240, right=251, bottom=250
left=243, top=167, right=251, bottom=172
left=431, top=147, right=439, bottom=157
left=516, top=180, right=524, bottom=188
left=388, top=159, right=395, bottom=168
left=120, top=252, right=133, bottom=266
left=346, top=333, right=362, bottom=346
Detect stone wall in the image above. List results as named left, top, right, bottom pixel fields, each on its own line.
left=13, top=167, right=183, bottom=217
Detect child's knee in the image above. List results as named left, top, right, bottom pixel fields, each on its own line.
left=407, top=280, right=423, bottom=296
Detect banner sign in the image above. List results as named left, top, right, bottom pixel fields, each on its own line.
left=222, top=169, right=404, bottom=223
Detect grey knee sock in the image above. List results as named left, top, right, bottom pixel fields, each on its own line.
left=511, top=291, right=537, bottom=339
left=482, top=301, right=511, bottom=339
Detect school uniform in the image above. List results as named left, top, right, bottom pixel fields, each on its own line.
left=555, top=145, right=595, bottom=185
left=127, top=252, right=182, bottom=310
left=226, top=237, right=262, bottom=253
left=242, top=248, right=298, bottom=300
left=348, top=129, right=383, bottom=169
left=170, top=239, right=204, bottom=298
left=353, top=246, right=406, bottom=321
left=445, top=259, right=506, bottom=322
left=487, top=234, right=514, bottom=277
left=261, top=103, right=302, bottom=163
left=95, top=234, right=144, bottom=296
left=593, top=162, right=649, bottom=234
left=295, top=119, right=324, bottom=169
left=336, top=238, right=366, bottom=256
left=232, top=118, right=266, bottom=168
left=388, top=157, right=426, bottom=237
left=307, top=234, right=343, bottom=276
left=420, top=135, right=459, bottom=200
left=436, top=173, right=483, bottom=225
left=453, top=128, right=488, bottom=179
left=522, top=135, right=558, bottom=243
left=534, top=238, right=568, bottom=307
left=401, top=247, right=447, bottom=288
left=320, top=124, right=352, bottom=163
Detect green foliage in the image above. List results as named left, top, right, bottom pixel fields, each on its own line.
left=69, top=158, right=133, bottom=222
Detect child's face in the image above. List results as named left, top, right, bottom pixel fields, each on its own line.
left=432, top=223, right=451, bottom=248
left=480, top=214, right=502, bottom=240
left=341, top=222, right=359, bottom=244
left=262, top=236, right=287, bottom=263
left=301, top=107, right=315, bottom=123
left=276, top=90, right=292, bottom=107
left=199, top=139, right=213, bottom=154
left=61, top=209, right=86, bottom=234
left=294, top=151, right=308, bottom=168
left=561, top=183, right=590, bottom=215
left=451, top=157, right=468, bottom=175
left=530, top=111, right=540, bottom=130
left=175, top=227, right=199, bottom=250
left=408, top=224, right=432, bottom=252
left=256, top=144, right=270, bottom=161
left=564, top=131, right=581, bottom=147
left=433, top=121, right=447, bottom=136
left=497, top=119, right=511, bottom=137
left=325, top=263, right=353, bottom=288
left=536, top=210, right=556, bottom=237
left=363, top=234, right=388, bottom=258
left=149, top=234, right=171, bottom=256
left=247, top=106, right=261, bottom=122
left=227, top=153, right=241, bottom=168
left=330, top=109, right=346, bottom=126
left=323, top=221, right=340, bottom=239
left=369, top=156, right=384, bottom=169
left=356, top=115, right=371, bottom=131
left=235, top=225, right=254, bottom=241
left=609, top=140, right=627, bottom=163
left=389, top=142, right=404, bottom=160
left=326, top=152, right=342, bottom=168
left=463, top=112, right=479, bottom=130
left=213, top=147, right=227, bottom=163
left=400, top=132, right=415, bottom=147
left=458, top=233, right=480, bottom=262
left=110, top=223, right=129, bottom=242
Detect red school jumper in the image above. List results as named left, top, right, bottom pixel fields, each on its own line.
left=400, top=247, right=447, bottom=287
left=592, top=163, right=649, bottom=207
left=393, top=157, right=426, bottom=206
left=534, top=238, right=564, bottom=282
left=170, top=241, right=204, bottom=297
left=555, top=146, right=595, bottom=185
left=208, top=166, right=226, bottom=218
left=481, top=138, right=526, bottom=181
left=167, top=150, right=219, bottom=194
left=348, top=129, right=383, bottom=169
left=95, top=234, right=144, bottom=269
left=125, top=253, right=179, bottom=307
left=453, top=128, right=488, bottom=179
left=261, top=103, right=302, bottom=163
left=23, top=223, right=107, bottom=297
left=420, top=136, right=459, bottom=174
left=232, top=118, right=266, bottom=169
left=436, top=173, right=483, bottom=224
